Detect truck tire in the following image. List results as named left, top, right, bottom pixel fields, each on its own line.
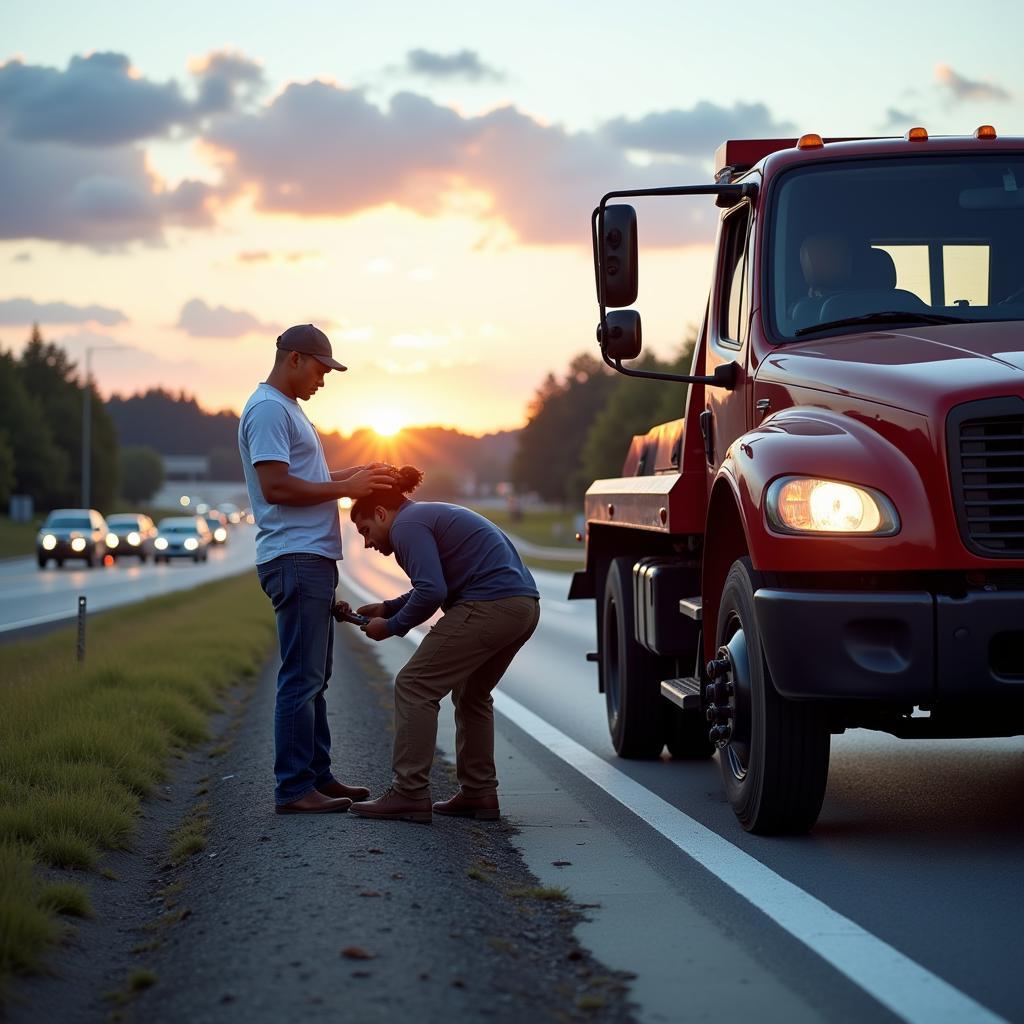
left=715, top=558, right=830, bottom=834
left=601, top=557, right=665, bottom=758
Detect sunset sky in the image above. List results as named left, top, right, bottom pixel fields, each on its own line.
left=4, top=1, right=1023, bottom=436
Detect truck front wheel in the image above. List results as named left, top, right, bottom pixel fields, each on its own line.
left=601, top=557, right=666, bottom=758
left=715, top=558, right=830, bottom=834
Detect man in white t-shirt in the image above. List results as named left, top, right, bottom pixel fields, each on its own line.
left=238, top=324, right=393, bottom=815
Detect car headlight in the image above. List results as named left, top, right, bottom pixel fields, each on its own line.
left=127, top=532, right=140, bottom=546
left=214, top=528, right=227, bottom=542
left=184, top=537, right=199, bottom=551
left=41, top=534, right=57, bottom=550
left=106, top=533, right=119, bottom=548
left=766, top=477, right=899, bottom=535
left=70, top=537, right=87, bottom=552
left=155, top=537, right=168, bottom=550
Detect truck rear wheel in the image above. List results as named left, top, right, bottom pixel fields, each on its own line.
left=601, top=557, right=665, bottom=758
left=715, top=558, right=830, bottom=834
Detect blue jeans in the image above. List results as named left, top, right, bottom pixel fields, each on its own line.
left=257, top=553, right=339, bottom=805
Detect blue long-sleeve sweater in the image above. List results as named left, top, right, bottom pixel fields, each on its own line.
left=381, top=502, right=539, bottom=637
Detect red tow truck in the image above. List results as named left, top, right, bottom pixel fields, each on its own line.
left=569, top=128, right=1024, bottom=834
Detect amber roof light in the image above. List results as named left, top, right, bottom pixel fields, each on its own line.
left=796, top=133, right=824, bottom=150
left=905, top=127, right=929, bottom=142
left=975, top=124, right=998, bottom=140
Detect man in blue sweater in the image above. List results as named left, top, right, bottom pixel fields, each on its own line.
left=344, top=466, right=540, bottom=823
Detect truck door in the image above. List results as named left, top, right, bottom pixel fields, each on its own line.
left=704, top=202, right=752, bottom=469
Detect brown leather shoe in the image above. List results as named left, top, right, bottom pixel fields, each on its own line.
left=350, top=787, right=432, bottom=823
left=275, top=790, right=351, bottom=815
left=317, top=780, right=371, bottom=802
left=433, top=789, right=500, bottom=821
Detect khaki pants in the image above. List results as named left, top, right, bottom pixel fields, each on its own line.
left=392, top=596, right=540, bottom=799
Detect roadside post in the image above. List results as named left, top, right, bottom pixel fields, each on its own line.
left=77, top=595, right=86, bottom=663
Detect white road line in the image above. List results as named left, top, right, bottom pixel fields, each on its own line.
left=341, top=574, right=1006, bottom=1024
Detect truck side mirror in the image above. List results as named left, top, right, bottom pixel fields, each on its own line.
left=597, top=310, right=642, bottom=361
left=599, top=205, right=638, bottom=308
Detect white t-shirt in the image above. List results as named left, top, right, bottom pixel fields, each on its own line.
left=237, top=383, right=342, bottom=565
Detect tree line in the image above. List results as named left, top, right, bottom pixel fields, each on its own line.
left=510, top=336, right=696, bottom=504
left=0, top=327, right=166, bottom=514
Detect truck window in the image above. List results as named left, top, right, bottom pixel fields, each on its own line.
left=720, top=205, right=751, bottom=345
left=769, top=155, right=1024, bottom=339
left=873, top=243, right=990, bottom=307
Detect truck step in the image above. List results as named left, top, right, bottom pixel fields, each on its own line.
left=679, top=597, right=702, bottom=621
left=660, top=676, right=702, bottom=711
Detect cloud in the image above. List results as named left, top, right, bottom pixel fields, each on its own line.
left=0, top=53, right=192, bottom=147
left=0, top=52, right=247, bottom=246
left=883, top=107, right=919, bottom=130
left=204, top=81, right=719, bottom=245
left=0, top=135, right=217, bottom=245
left=191, top=50, right=264, bottom=114
left=235, top=249, right=319, bottom=264
left=935, top=64, right=1010, bottom=102
left=405, top=49, right=503, bottom=82
left=176, top=298, right=280, bottom=338
left=0, top=297, right=128, bottom=326
left=0, top=50, right=265, bottom=148
left=602, top=101, right=796, bottom=157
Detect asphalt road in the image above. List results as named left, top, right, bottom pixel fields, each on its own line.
left=0, top=525, right=257, bottom=636
left=338, top=522, right=1024, bottom=1024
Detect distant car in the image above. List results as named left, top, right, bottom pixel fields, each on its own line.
left=217, top=502, right=241, bottom=525
left=36, top=508, right=110, bottom=569
left=200, top=511, right=228, bottom=545
left=104, top=512, right=158, bottom=563
left=153, top=516, right=212, bottom=563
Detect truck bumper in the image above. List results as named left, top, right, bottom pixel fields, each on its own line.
left=753, top=589, right=1024, bottom=701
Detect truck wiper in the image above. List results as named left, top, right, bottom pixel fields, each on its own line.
left=794, top=310, right=972, bottom=337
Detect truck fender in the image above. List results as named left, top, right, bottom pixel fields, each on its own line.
left=702, top=407, right=937, bottom=657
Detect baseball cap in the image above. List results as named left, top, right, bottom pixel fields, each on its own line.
left=276, top=324, right=347, bottom=371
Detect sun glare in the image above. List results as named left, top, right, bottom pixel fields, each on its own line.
left=369, top=409, right=405, bottom=437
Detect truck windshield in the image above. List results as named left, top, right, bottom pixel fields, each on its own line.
left=769, top=154, right=1024, bottom=340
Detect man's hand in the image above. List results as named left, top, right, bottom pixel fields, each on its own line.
left=356, top=602, right=386, bottom=618
left=334, top=599, right=352, bottom=617
left=343, top=467, right=396, bottom=499
left=361, top=616, right=391, bottom=641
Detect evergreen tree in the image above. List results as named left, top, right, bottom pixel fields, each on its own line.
left=0, top=348, right=69, bottom=507
left=18, top=325, right=119, bottom=509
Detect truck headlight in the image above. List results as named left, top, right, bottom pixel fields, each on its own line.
left=106, top=533, right=119, bottom=548
left=70, top=537, right=87, bottom=552
left=214, top=528, right=227, bottom=542
left=184, top=537, right=199, bottom=551
left=41, top=534, right=57, bottom=550
left=155, top=537, right=168, bottom=551
left=127, top=532, right=140, bottom=546
left=766, top=477, right=899, bottom=535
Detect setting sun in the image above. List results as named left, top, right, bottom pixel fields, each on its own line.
left=368, top=409, right=405, bottom=437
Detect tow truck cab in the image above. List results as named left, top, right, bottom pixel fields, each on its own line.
left=570, top=129, right=1024, bottom=834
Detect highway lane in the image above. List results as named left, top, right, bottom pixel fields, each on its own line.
left=0, top=525, right=257, bottom=635
left=338, top=521, right=1024, bottom=1023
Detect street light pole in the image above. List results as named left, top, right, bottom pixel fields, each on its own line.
left=81, top=346, right=119, bottom=509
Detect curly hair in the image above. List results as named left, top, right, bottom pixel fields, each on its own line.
left=350, top=464, right=423, bottom=520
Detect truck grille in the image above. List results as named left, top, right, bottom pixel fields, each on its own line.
left=948, top=398, right=1024, bottom=558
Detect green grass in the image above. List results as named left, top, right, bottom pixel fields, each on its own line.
left=0, top=573, right=275, bottom=988
left=168, top=803, right=209, bottom=865
left=0, top=518, right=43, bottom=560
left=470, top=505, right=580, bottom=549
left=469, top=505, right=584, bottom=574
left=507, top=885, right=569, bottom=902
